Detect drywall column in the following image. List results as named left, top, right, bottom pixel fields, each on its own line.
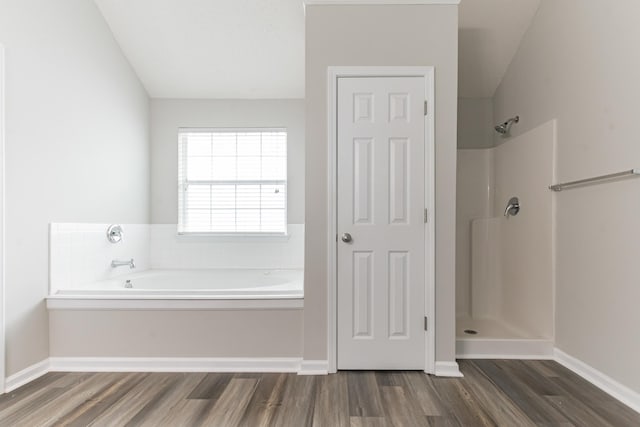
left=305, top=3, right=459, bottom=367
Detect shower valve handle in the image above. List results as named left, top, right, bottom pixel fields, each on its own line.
left=504, top=197, right=521, bottom=217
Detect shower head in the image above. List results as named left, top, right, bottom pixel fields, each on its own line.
left=494, top=116, right=520, bottom=135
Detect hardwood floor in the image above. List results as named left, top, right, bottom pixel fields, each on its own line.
left=0, top=360, right=638, bottom=426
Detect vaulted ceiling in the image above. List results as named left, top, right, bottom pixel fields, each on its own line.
left=459, top=0, right=540, bottom=98
left=96, top=0, right=540, bottom=99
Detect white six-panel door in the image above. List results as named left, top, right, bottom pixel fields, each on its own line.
left=337, top=76, right=426, bottom=370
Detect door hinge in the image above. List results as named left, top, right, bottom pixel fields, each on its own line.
left=424, top=100, right=428, bottom=116
left=424, top=208, right=428, bottom=223
left=424, top=316, right=428, bottom=331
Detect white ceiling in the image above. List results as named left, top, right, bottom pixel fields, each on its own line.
left=95, top=0, right=305, bottom=99
left=96, top=0, right=540, bottom=99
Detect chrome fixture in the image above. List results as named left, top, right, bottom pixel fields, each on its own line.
left=111, top=258, right=135, bottom=269
left=549, top=168, right=640, bottom=192
left=341, top=233, right=353, bottom=243
left=107, top=224, right=123, bottom=243
left=504, top=197, right=520, bottom=217
left=125, top=280, right=133, bottom=288
left=494, top=116, right=520, bottom=135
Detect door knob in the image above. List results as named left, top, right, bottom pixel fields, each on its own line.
left=341, top=233, right=353, bottom=243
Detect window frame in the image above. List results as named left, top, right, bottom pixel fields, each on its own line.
left=177, top=127, right=288, bottom=237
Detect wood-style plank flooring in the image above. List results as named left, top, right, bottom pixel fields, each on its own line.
left=0, top=360, right=638, bottom=426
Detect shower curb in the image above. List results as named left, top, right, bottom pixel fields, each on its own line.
left=455, top=338, right=554, bottom=359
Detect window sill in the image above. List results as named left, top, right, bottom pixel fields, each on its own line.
left=175, top=232, right=291, bottom=243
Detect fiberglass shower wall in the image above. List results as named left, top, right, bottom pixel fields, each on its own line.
left=457, top=120, right=556, bottom=340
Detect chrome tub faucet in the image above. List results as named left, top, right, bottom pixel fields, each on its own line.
left=111, top=258, right=135, bottom=269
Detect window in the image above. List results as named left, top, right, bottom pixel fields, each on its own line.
left=178, top=128, right=287, bottom=235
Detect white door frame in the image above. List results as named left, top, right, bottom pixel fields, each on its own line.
left=327, top=66, right=436, bottom=374
left=0, top=44, right=6, bottom=392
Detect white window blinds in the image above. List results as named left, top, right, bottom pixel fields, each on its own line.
left=178, top=129, right=287, bottom=234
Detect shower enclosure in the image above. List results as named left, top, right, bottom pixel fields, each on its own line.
left=456, top=120, right=556, bottom=357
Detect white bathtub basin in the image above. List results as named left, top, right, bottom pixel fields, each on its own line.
left=48, top=269, right=304, bottom=310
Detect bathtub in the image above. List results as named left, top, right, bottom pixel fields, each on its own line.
left=47, top=269, right=304, bottom=310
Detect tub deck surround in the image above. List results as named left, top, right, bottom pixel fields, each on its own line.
left=49, top=223, right=305, bottom=291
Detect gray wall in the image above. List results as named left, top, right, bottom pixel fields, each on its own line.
left=458, top=98, right=494, bottom=149
left=305, top=4, right=459, bottom=364
left=0, top=0, right=150, bottom=376
left=150, top=99, right=305, bottom=224
left=493, top=0, right=640, bottom=392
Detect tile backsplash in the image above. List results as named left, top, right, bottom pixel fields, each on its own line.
left=49, top=223, right=150, bottom=292
left=149, top=224, right=305, bottom=270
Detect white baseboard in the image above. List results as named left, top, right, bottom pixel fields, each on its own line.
left=298, top=360, right=329, bottom=375
left=456, top=338, right=554, bottom=359
left=435, top=361, right=463, bottom=377
left=49, top=357, right=302, bottom=373
left=554, top=348, right=640, bottom=414
left=5, top=359, right=50, bottom=392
